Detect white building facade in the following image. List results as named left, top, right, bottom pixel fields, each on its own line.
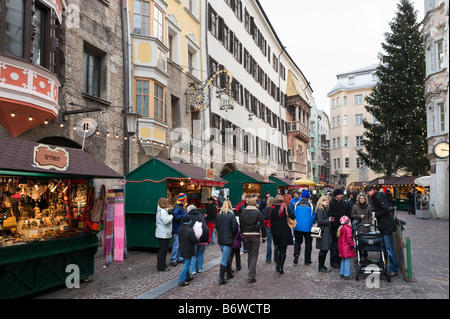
left=423, top=0, right=449, bottom=219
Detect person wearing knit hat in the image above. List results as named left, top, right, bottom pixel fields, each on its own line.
left=301, top=189, right=310, bottom=199
left=177, top=193, right=187, bottom=204
left=337, top=214, right=355, bottom=280
left=292, top=188, right=316, bottom=266
left=170, top=193, right=187, bottom=266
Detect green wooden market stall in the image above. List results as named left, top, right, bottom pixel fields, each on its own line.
left=124, top=158, right=226, bottom=248
left=0, top=137, right=123, bottom=299
left=261, top=175, right=294, bottom=197
left=221, top=170, right=275, bottom=206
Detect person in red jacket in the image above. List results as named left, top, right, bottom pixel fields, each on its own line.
left=337, top=215, right=356, bottom=279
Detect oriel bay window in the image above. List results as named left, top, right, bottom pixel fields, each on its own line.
left=132, top=0, right=165, bottom=40
left=134, top=78, right=165, bottom=121
left=0, top=0, right=61, bottom=74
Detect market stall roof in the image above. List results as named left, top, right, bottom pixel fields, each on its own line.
left=126, top=157, right=226, bottom=187
left=0, top=137, right=123, bottom=179
left=269, top=175, right=294, bottom=186
left=391, top=176, right=421, bottom=186
left=368, top=176, right=401, bottom=185
left=222, top=170, right=275, bottom=184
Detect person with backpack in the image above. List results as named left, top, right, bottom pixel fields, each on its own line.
left=292, top=190, right=316, bottom=265
left=186, top=205, right=209, bottom=275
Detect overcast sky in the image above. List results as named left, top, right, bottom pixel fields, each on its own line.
left=258, top=0, right=425, bottom=116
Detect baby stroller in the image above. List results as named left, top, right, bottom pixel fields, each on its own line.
left=353, top=220, right=391, bottom=282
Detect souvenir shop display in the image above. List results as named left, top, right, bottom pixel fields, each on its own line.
left=0, top=176, right=98, bottom=247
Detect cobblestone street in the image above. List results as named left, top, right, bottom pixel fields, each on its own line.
left=32, top=210, right=449, bottom=300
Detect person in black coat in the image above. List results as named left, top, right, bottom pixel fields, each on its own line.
left=204, top=197, right=218, bottom=244
left=186, top=205, right=209, bottom=274
left=215, top=200, right=238, bottom=285
left=385, top=189, right=393, bottom=207
left=269, top=195, right=295, bottom=274
left=365, top=185, right=398, bottom=277
left=177, top=215, right=199, bottom=286
left=328, top=188, right=347, bottom=268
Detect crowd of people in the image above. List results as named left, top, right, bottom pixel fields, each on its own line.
left=154, top=186, right=399, bottom=287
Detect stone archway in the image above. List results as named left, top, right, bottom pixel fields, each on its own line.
left=37, top=136, right=82, bottom=149
left=220, top=162, right=236, bottom=178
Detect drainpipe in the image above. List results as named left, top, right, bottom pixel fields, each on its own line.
left=121, top=0, right=132, bottom=174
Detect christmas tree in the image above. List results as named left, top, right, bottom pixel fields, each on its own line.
left=357, top=0, right=429, bottom=176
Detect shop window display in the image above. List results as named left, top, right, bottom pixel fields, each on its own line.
left=0, top=176, right=90, bottom=247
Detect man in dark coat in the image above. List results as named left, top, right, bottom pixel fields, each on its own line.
left=177, top=215, right=199, bottom=286
left=365, top=185, right=398, bottom=277
left=204, top=197, right=217, bottom=244
left=328, top=188, right=347, bottom=268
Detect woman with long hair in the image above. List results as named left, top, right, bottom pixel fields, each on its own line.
left=215, top=200, right=238, bottom=285
left=269, top=195, right=296, bottom=274
left=315, top=195, right=333, bottom=272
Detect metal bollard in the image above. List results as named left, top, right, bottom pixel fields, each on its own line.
left=406, top=237, right=415, bottom=281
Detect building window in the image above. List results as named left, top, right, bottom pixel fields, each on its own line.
left=437, top=40, right=444, bottom=70
left=438, top=102, right=446, bottom=132
left=348, top=75, right=355, bottom=85
left=208, top=5, right=218, bottom=37
left=343, top=96, right=347, bottom=105
left=356, top=157, right=364, bottom=168
left=154, top=82, right=164, bottom=121
left=83, top=50, right=101, bottom=97
left=187, top=0, right=193, bottom=12
left=32, top=4, right=46, bottom=66
left=343, top=115, right=348, bottom=126
left=336, top=116, right=341, bottom=127
left=345, top=157, right=350, bottom=168
left=168, top=35, right=173, bottom=60
left=2, top=0, right=25, bottom=57
left=354, top=94, right=363, bottom=105
left=133, top=0, right=150, bottom=36
left=355, top=114, right=363, bottom=125
left=135, top=79, right=150, bottom=117
left=344, top=137, right=348, bottom=147
left=187, top=51, right=193, bottom=74
left=154, top=5, right=164, bottom=41
left=356, top=136, right=364, bottom=147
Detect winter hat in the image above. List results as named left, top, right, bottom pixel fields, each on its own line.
left=333, top=189, right=344, bottom=196
left=186, top=205, right=196, bottom=213
left=301, top=190, right=310, bottom=199
left=340, top=215, right=350, bottom=225
left=177, top=193, right=187, bottom=202
left=182, top=215, right=191, bottom=224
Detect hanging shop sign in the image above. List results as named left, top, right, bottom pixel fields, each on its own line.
left=33, top=144, right=69, bottom=171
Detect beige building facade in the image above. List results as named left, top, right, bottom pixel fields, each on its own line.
left=327, top=64, right=383, bottom=187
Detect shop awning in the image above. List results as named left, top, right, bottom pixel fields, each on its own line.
left=391, top=176, right=421, bottom=186
left=222, top=170, right=275, bottom=184
left=0, top=137, right=123, bottom=179
left=125, top=157, right=226, bottom=187
left=368, top=176, right=401, bottom=185
left=269, top=175, right=294, bottom=186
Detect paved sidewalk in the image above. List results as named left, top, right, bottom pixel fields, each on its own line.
left=32, top=210, right=449, bottom=299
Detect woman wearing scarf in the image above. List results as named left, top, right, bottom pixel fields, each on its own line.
left=269, top=195, right=296, bottom=274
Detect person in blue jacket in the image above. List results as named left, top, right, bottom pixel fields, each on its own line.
left=288, top=189, right=301, bottom=212
left=170, top=193, right=187, bottom=266
left=292, top=190, right=316, bottom=265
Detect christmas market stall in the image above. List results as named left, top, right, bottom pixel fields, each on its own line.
left=368, top=176, right=423, bottom=210
left=0, top=137, right=123, bottom=299
left=391, top=176, right=424, bottom=211
left=261, top=175, right=294, bottom=197
left=124, top=158, right=226, bottom=248
left=221, top=170, right=275, bottom=206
